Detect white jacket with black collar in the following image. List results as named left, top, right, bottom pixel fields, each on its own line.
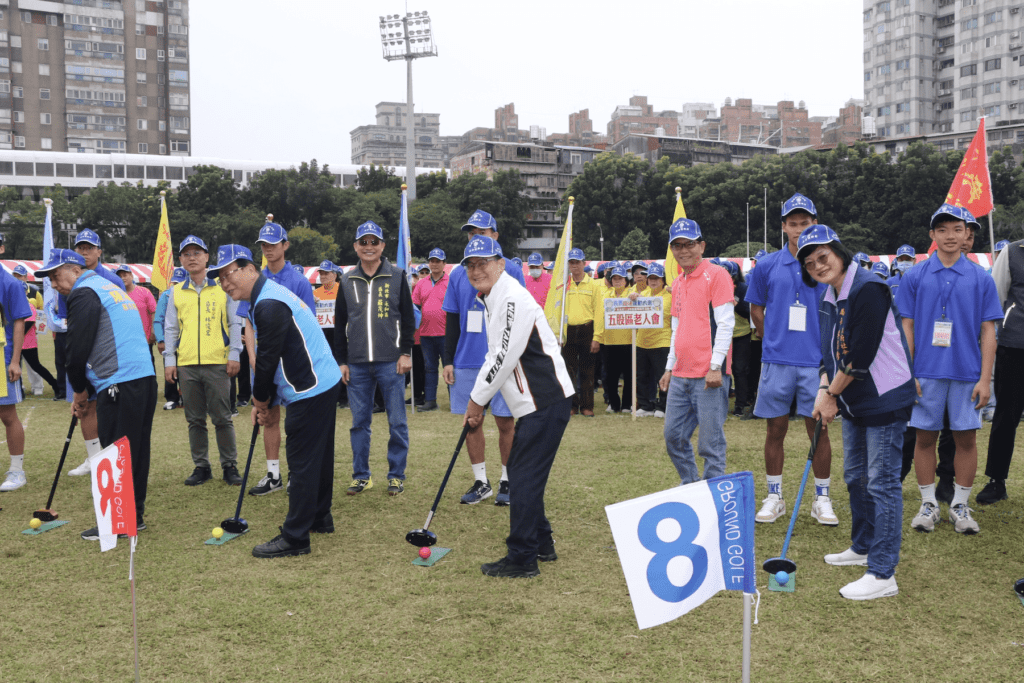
left=469, top=271, right=574, bottom=418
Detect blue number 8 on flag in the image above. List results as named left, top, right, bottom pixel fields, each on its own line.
left=637, top=502, right=708, bottom=603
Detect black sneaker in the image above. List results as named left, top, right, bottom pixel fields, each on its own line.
left=249, top=472, right=283, bottom=496
left=494, top=480, right=510, bottom=506
left=936, top=478, right=955, bottom=505
left=417, top=400, right=438, bottom=412
left=52, top=393, right=66, bottom=402
left=252, top=534, right=311, bottom=559
left=184, top=467, right=212, bottom=486
left=81, top=526, right=99, bottom=541
left=460, top=480, right=493, bottom=504
left=537, top=542, right=557, bottom=563
left=223, top=465, right=243, bottom=486
left=236, top=399, right=249, bottom=408
left=481, top=556, right=539, bottom=578
left=976, top=478, right=1008, bottom=505
left=311, top=513, right=334, bottom=534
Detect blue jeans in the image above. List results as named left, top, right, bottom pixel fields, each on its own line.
left=663, top=376, right=728, bottom=484
left=842, top=419, right=905, bottom=579
left=348, top=361, right=409, bottom=481
left=420, top=336, right=444, bottom=403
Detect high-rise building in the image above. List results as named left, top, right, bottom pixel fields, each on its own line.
left=863, top=0, right=1024, bottom=139
left=349, top=101, right=468, bottom=168
left=606, top=96, right=679, bottom=143
left=1, top=0, right=191, bottom=155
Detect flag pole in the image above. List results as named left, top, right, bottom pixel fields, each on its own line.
left=763, top=187, right=767, bottom=250
left=557, top=199, right=575, bottom=345
left=129, top=536, right=140, bottom=683
left=988, top=211, right=996, bottom=268
left=746, top=202, right=750, bottom=258
left=742, top=592, right=752, bottom=683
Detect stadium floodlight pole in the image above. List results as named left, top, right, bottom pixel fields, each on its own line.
left=380, top=11, right=438, bottom=201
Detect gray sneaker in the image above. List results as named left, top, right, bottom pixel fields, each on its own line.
left=911, top=502, right=940, bottom=532
left=949, top=503, right=980, bottom=535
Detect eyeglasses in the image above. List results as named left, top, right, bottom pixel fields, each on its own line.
left=670, top=240, right=702, bottom=251
left=358, top=239, right=382, bottom=247
left=463, top=258, right=498, bottom=272
left=803, top=253, right=832, bottom=271
left=219, top=267, right=242, bottom=282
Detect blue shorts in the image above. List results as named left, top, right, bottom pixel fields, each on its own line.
left=0, top=376, right=21, bottom=405
left=250, top=368, right=282, bottom=408
left=753, top=363, right=819, bottom=419
left=450, top=367, right=512, bottom=417
left=65, top=376, right=97, bottom=403
left=910, top=378, right=982, bottom=432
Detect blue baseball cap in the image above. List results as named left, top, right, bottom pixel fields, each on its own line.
left=462, top=209, right=497, bottom=232
left=595, top=262, right=608, bottom=276
left=584, top=265, right=593, bottom=274
left=179, top=235, right=208, bottom=253
left=257, top=221, right=288, bottom=244
left=115, top=264, right=132, bottom=275
left=605, top=260, right=620, bottom=273
left=568, top=247, right=585, bottom=261
left=12, top=264, right=28, bottom=277
left=318, top=260, right=336, bottom=272
left=995, top=240, right=1010, bottom=252
left=721, top=260, right=739, bottom=276
left=930, top=203, right=975, bottom=230
left=428, top=248, right=446, bottom=261
left=292, top=264, right=304, bottom=274
left=645, top=262, right=666, bottom=279
left=610, top=265, right=629, bottom=279
left=35, top=249, right=86, bottom=277
left=669, top=218, right=702, bottom=243
left=872, top=262, right=890, bottom=278
left=854, top=252, right=871, bottom=265
left=544, top=262, right=554, bottom=270
left=417, top=263, right=430, bottom=273
left=621, top=260, right=633, bottom=271
left=74, top=229, right=101, bottom=247
left=795, top=225, right=842, bottom=262
left=631, top=261, right=648, bottom=273
left=896, top=245, right=916, bottom=259
left=527, top=252, right=543, bottom=266
left=462, top=235, right=503, bottom=263
left=754, top=249, right=767, bottom=260
left=355, top=221, right=384, bottom=241
left=208, top=244, right=255, bottom=275
left=171, top=267, right=187, bottom=283
left=782, top=193, right=817, bottom=218
left=511, top=257, right=523, bottom=267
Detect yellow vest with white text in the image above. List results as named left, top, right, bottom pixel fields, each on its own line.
left=173, top=279, right=230, bottom=366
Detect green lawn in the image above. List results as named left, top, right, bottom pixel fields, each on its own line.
left=2, top=337, right=1023, bottom=682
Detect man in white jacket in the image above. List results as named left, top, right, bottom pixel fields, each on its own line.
left=462, top=236, right=575, bottom=578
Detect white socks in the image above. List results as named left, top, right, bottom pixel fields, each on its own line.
left=952, top=483, right=972, bottom=507
left=501, top=465, right=508, bottom=482
left=767, top=475, right=782, bottom=497
left=268, top=460, right=280, bottom=478
left=919, top=483, right=937, bottom=506
left=814, top=478, right=831, bottom=498
left=85, top=438, right=101, bottom=458
left=472, top=462, right=487, bottom=483
left=9, top=454, right=23, bottom=472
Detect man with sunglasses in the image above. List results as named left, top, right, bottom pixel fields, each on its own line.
left=336, top=221, right=416, bottom=496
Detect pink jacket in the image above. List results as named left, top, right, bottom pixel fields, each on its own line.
left=525, top=271, right=551, bottom=308
left=412, top=272, right=449, bottom=337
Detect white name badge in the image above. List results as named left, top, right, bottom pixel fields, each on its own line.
left=788, top=303, right=807, bottom=332
left=932, top=320, right=952, bottom=347
left=467, top=309, right=484, bottom=333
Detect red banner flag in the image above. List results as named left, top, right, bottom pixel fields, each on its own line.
left=945, top=118, right=994, bottom=218
left=89, top=437, right=136, bottom=551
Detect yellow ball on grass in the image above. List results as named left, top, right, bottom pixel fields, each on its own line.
left=212, top=527, right=224, bottom=539
left=29, top=518, right=42, bottom=529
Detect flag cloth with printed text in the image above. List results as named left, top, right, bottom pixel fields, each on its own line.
left=928, top=118, right=994, bottom=255
left=663, top=190, right=687, bottom=286
left=88, top=437, right=137, bottom=552
left=42, top=199, right=57, bottom=329
left=544, top=198, right=574, bottom=342
left=151, top=194, right=174, bottom=291
left=397, top=185, right=413, bottom=279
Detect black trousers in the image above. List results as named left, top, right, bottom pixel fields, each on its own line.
left=53, top=332, right=67, bottom=388
left=636, top=346, right=668, bottom=412
left=747, top=339, right=762, bottom=406
left=732, top=334, right=751, bottom=411
left=96, top=376, right=157, bottom=523
left=282, top=382, right=339, bottom=546
left=506, top=396, right=571, bottom=564
left=411, top=344, right=425, bottom=402
left=22, top=348, right=59, bottom=391
left=319, top=328, right=346, bottom=405
left=604, top=345, right=633, bottom=412
left=562, top=322, right=595, bottom=411
left=986, top=345, right=1024, bottom=480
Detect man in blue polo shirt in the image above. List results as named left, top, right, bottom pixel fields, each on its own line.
left=442, top=210, right=526, bottom=506
left=744, top=193, right=837, bottom=526
left=896, top=204, right=1003, bottom=535
left=239, top=218, right=316, bottom=495
left=0, top=233, right=32, bottom=492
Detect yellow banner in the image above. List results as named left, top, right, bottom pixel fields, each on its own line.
left=151, top=193, right=174, bottom=291
left=544, top=198, right=574, bottom=341
left=663, top=188, right=686, bottom=286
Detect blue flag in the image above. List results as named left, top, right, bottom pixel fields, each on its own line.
left=396, top=185, right=413, bottom=281
left=41, top=199, right=63, bottom=332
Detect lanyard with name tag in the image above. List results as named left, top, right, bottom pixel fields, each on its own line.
left=932, top=272, right=956, bottom=347
left=467, top=309, right=484, bottom=333
left=789, top=303, right=807, bottom=332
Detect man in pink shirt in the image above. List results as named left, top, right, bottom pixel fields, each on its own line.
left=658, top=218, right=735, bottom=484
left=411, top=248, right=449, bottom=412
left=524, top=252, right=551, bottom=307
left=117, top=265, right=157, bottom=363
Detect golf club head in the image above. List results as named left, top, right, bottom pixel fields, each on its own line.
left=33, top=509, right=58, bottom=522
left=763, top=557, right=797, bottom=575
left=406, top=528, right=437, bottom=548
left=221, top=518, right=249, bottom=535
left=1015, top=577, right=1024, bottom=597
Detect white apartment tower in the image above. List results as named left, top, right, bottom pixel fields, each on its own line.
left=864, top=0, right=1024, bottom=138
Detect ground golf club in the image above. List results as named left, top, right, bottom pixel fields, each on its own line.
left=33, top=415, right=78, bottom=523
left=406, top=422, right=471, bottom=548
left=220, top=423, right=260, bottom=535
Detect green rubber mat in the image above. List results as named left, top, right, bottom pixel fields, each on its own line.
left=205, top=530, right=247, bottom=545
left=412, top=547, right=451, bottom=567
left=768, top=573, right=795, bottom=592
left=22, top=520, right=70, bottom=535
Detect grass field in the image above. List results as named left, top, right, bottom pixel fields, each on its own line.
left=2, top=337, right=1023, bottom=683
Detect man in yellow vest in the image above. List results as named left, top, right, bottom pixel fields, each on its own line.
left=162, top=235, right=243, bottom=486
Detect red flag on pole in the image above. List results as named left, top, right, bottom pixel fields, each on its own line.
left=930, top=118, right=994, bottom=255
left=89, top=437, right=136, bottom=551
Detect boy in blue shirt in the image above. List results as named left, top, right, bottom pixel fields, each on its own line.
left=744, top=193, right=837, bottom=526
left=0, top=233, right=32, bottom=492
left=896, top=204, right=1002, bottom=534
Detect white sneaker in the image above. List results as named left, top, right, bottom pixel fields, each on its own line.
left=68, top=459, right=91, bottom=476
left=605, top=406, right=614, bottom=414
left=163, top=401, right=178, bottom=411
left=949, top=503, right=980, bottom=535
left=756, top=494, right=785, bottom=523
left=635, top=409, right=655, bottom=417
left=824, top=547, right=869, bottom=566
left=620, top=409, right=632, bottom=414
left=839, top=573, right=898, bottom=601
left=811, top=495, right=839, bottom=526
left=911, top=502, right=940, bottom=532
left=0, top=469, right=27, bottom=491
left=654, top=410, right=665, bottom=418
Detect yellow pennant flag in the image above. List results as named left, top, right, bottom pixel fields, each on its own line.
left=663, top=187, right=687, bottom=286
left=151, top=191, right=174, bottom=291
left=544, top=197, right=574, bottom=342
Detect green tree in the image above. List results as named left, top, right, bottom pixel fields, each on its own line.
left=446, top=170, right=529, bottom=256
left=408, top=192, right=465, bottom=263
left=355, top=164, right=403, bottom=193
left=285, top=226, right=339, bottom=266
left=615, top=227, right=650, bottom=260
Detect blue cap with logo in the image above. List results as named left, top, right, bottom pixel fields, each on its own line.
left=355, top=221, right=384, bottom=241
left=34, top=249, right=86, bottom=277
left=74, top=229, right=101, bottom=248
left=669, top=218, right=702, bottom=243
left=754, top=249, right=767, bottom=260
left=115, top=264, right=132, bottom=275
left=462, top=235, right=503, bottom=263
left=721, top=260, right=739, bottom=276
left=782, top=193, right=817, bottom=218
left=995, top=239, right=1010, bottom=252
left=462, top=209, right=497, bottom=232
left=610, top=265, right=629, bottom=280
left=621, top=260, right=633, bottom=271
left=854, top=252, right=871, bottom=265
left=584, top=265, right=593, bottom=273
left=428, top=248, right=446, bottom=261
left=527, top=252, right=543, bottom=266
left=417, top=263, right=430, bottom=273
left=631, top=261, right=648, bottom=273
left=318, top=260, right=336, bottom=272
left=568, top=247, right=585, bottom=261
left=645, top=262, right=666, bottom=279
left=544, top=262, right=554, bottom=270
left=595, top=262, right=608, bottom=276
left=171, top=267, right=188, bottom=283
left=795, top=225, right=842, bottom=262
left=511, top=257, right=523, bottom=267
left=12, top=264, right=28, bottom=277
left=930, top=203, right=975, bottom=230
left=872, top=262, right=890, bottom=278
left=292, top=264, right=304, bottom=274
left=257, top=221, right=288, bottom=244
left=208, top=244, right=254, bottom=275
left=179, top=234, right=208, bottom=253
left=896, top=244, right=916, bottom=259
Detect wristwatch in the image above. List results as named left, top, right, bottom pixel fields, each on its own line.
left=709, top=363, right=721, bottom=372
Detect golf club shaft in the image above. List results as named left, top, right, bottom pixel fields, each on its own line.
left=231, top=424, right=260, bottom=522
left=422, top=422, right=471, bottom=529
left=778, top=418, right=823, bottom=561
left=43, top=415, right=78, bottom=511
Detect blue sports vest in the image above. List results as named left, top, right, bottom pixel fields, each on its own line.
left=249, top=279, right=340, bottom=405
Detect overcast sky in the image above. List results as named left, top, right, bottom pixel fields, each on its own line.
left=190, top=0, right=863, bottom=167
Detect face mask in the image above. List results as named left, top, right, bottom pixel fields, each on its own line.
left=529, top=268, right=542, bottom=278
left=895, top=261, right=913, bottom=274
